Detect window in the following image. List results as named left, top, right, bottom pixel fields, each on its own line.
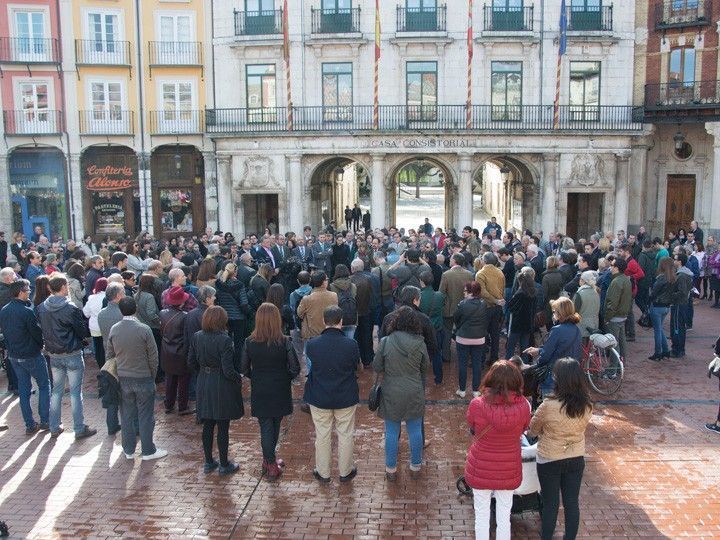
left=569, top=61, right=600, bottom=121
left=492, top=0, right=523, bottom=7
left=87, top=12, right=119, bottom=52
left=13, top=11, right=47, bottom=61
left=246, top=64, right=277, bottom=123
left=671, top=0, right=700, bottom=10
left=246, top=0, right=275, bottom=11
left=322, top=63, right=352, bottom=122
left=160, top=81, right=196, bottom=131
left=491, top=61, right=522, bottom=121
left=407, top=0, right=437, bottom=8
left=13, top=81, right=53, bottom=133
left=406, top=61, right=437, bottom=121
left=571, top=0, right=601, bottom=9
left=158, top=12, right=194, bottom=63
left=89, top=81, right=124, bottom=132
left=322, top=0, right=351, bottom=10
left=160, top=189, right=194, bottom=232
left=669, top=47, right=695, bottom=85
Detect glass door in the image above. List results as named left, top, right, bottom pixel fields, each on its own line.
left=159, top=14, right=193, bottom=64
left=492, top=0, right=523, bottom=31
left=18, top=82, right=52, bottom=133
left=161, top=82, right=196, bottom=132
left=570, top=0, right=602, bottom=31
left=406, top=0, right=438, bottom=32
left=14, top=11, right=48, bottom=62
left=321, top=0, right=352, bottom=32
left=90, top=81, right=124, bottom=133
left=88, top=12, right=121, bottom=63
left=245, top=0, right=277, bottom=35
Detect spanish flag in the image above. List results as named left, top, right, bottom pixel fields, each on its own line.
left=373, top=0, right=380, bottom=129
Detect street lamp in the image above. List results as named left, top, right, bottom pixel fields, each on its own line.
left=174, top=144, right=182, bottom=177
left=500, top=164, right=511, bottom=182
left=673, top=130, right=685, bottom=151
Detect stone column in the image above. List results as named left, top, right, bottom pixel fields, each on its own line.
left=67, top=153, right=84, bottom=240
left=0, top=155, right=12, bottom=236
left=216, top=155, right=234, bottom=233
left=458, top=153, right=473, bottom=228
left=705, top=122, right=720, bottom=232
left=370, top=153, right=386, bottom=228
left=202, top=151, right=218, bottom=233
left=613, top=151, right=631, bottom=234
left=137, top=152, right=153, bottom=235
left=288, top=154, right=304, bottom=234
left=541, top=153, right=559, bottom=237
left=629, top=140, right=650, bottom=230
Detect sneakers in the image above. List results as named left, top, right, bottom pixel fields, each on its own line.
left=219, top=462, right=240, bottom=476
left=648, top=354, right=663, bottom=361
left=472, top=391, right=481, bottom=398
left=385, top=470, right=397, bottom=482
left=339, top=467, right=358, bottom=482
left=38, top=422, right=49, bottom=431
left=108, top=426, right=121, bottom=436
left=204, top=460, right=219, bottom=474
left=455, top=389, right=466, bottom=398
left=142, top=448, right=168, bottom=461
left=124, top=453, right=135, bottom=460
left=50, top=427, right=64, bottom=438
left=75, top=426, right=97, bottom=440
left=178, top=408, right=195, bottom=416
left=706, top=423, right=720, bottom=434
left=26, top=424, right=39, bottom=436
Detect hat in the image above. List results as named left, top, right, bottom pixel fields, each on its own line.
left=166, top=286, right=189, bottom=307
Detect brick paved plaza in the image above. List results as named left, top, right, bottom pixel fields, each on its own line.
left=0, top=302, right=718, bottom=539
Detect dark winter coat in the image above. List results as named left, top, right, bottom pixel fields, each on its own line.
left=36, top=295, right=90, bottom=355
left=215, top=278, right=250, bottom=321
left=304, top=328, right=360, bottom=410
left=542, top=268, right=565, bottom=320
left=0, top=299, right=43, bottom=358
left=507, top=288, right=535, bottom=334
left=97, top=370, right=120, bottom=409
left=249, top=274, right=270, bottom=305
left=159, top=306, right=189, bottom=375
left=241, top=337, right=300, bottom=418
left=453, top=297, right=490, bottom=340
left=188, top=330, right=244, bottom=420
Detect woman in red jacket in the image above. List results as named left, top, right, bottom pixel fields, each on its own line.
left=464, top=360, right=531, bottom=540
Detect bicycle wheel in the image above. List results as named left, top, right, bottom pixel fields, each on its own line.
left=584, top=345, right=624, bottom=395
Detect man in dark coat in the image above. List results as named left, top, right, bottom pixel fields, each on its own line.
left=349, top=259, right=374, bottom=367
left=185, top=286, right=216, bottom=401
left=351, top=204, right=362, bottom=232
left=304, top=305, right=360, bottom=483
left=380, top=286, right=437, bottom=359
left=0, top=231, right=7, bottom=269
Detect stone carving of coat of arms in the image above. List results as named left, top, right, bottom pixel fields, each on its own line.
left=569, top=154, right=605, bottom=187
left=239, top=156, right=276, bottom=189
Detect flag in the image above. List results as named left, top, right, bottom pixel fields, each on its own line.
left=553, top=0, right=567, bottom=129
left=466, top=0, right=473, bottom=129
left=283, top=0, right=293, bottom=130
left=373, top=0, right=381, bottom=129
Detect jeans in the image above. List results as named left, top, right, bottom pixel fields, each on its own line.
left=537, top=456, right=585, bottom=540
left=431, top=328, right=445, bottom=384
left=473, top=489, right=513, bottom=540
left=4, top=357, right=18, bottom=391
left=670, top=304, right=688, bottom=355
left=456, top=343, right=485, bottom=392
left=291, top=329, right=307, bottom=374
left=342, top=325, right=357, bottom=339
left=10, top=354, right=50, bottom=429
left=119, top=376, right=156, bottom=456
left=486, top=305, right=503, bottom=363
left=635, top=285, right=650, bottom=314
left=164, top=373, right=190, bottom=412
left=442, top=317, right=455, bottom=362
left=258, top=416, right=282, bottom=462
left=354, top=315, right=374, bottom=366
left=505, top=331, right=530, bottom=360
left=605, top=320, right=627, bottom=360
left=203, top=419, right=230, bottom=466
left=310, top=405, right=357, bottom=478
left=649, top=306, right=670, bottom=355
left=384, top=417, right=423, bottom=470
left=625, top=305, right=636, bottom=339
left=49, top=352, right=86, bottom=434
left=687, top=296, right=694, bottom=329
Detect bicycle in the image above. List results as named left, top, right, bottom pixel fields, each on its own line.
left=580, top=330, right=624, bottom=395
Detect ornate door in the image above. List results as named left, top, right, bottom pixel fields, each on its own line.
left=664, top=175, right=696, bottom=239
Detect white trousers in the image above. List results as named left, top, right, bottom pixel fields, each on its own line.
left=473, top=488, right=513, bottom=540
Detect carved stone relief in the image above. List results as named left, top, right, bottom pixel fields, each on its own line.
left=235, top=156, right=277, bottom=190
left=568, top=154, right=607, bottom=187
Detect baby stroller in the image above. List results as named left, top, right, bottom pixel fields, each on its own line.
left=456, top=434, right=542, bottom=515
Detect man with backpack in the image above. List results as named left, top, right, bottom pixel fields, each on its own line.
left=349, top=259, right=374, bottom=367
left=387, top=249, right=427, bottom=303
left=289, top=271, right=313, bottom=371
left=328, top=265, right=358, bottom=339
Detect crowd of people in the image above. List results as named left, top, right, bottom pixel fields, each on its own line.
left=0, top=215, right=717, bottom=539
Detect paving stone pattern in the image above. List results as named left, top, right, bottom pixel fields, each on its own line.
left=0, top=302, right=718, bottom=539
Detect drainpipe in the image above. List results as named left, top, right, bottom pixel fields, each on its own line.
left=211, top=0, right=220, bottom=232
left=135, top=0, right=150, bottom=233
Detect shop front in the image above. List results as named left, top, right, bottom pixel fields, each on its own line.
left=9, top=147, right=69, bottom=241
left=151, top=145, right=205, bottom=238
left=82, top=146, right=141, bottom=240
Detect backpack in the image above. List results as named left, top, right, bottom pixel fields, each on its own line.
left=393, top=264, right=423, bottom=299
left=337, top=287, right=358, bottom=325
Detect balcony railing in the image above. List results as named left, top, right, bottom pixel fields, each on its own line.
left=645, top=80, right=720, bottom=110
left=396, top=6, right=447, bottom=32
left=148, top=41, right=202, bottom=65
left=311, top=7, right=361, bottom=34
left=75, top=39, right=131, bottom=65
left=0, top=37, right=60, bottom=63
left=149, top=110, right=204, bottom=134
left=234, top=9, right=283, bottom=36
left=483, top=5, right=534, bottom=31
left=3, top=110, right=64, bottom=135
left=567, top=5, right=613, bottom=32
left=79, top=110, right=134, bottom=135
left=205, top=105, right=642, bottom=134
left=655, top=0, right=711, bottom=29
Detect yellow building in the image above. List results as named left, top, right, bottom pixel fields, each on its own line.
left=64, top=0, right=212, bottom=239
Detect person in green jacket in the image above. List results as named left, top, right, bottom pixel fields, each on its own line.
left=604, top=257, right=633, bottom=360
left=418, top=271, right=445, bottom=384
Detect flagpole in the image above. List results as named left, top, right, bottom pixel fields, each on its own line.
left=283, top=0, right=293, bottom=130
left=374, top=0, right=380, bottom=130
left=554, top=0, right=567, bottom=130
left=466, top=0, right=473, bottom=129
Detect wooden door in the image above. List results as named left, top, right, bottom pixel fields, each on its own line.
left=664, top=175, right=696, bottom=239
left=566, top=193, right=579, bottom=240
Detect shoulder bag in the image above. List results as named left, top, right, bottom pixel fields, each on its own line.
left=368, top=339, right=386, bottom=411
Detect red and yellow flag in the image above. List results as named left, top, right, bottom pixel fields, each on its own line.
left=373, top=0, right=381, bottom=129
left=283, top=0, right=293, bottom=130
left=466, top=0, right=473, bottom=129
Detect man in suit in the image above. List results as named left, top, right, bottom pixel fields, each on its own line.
left=351, top=204, right=361, bottom=232
left=0, top=231, right=7, bottom=269
left=438, top=253, right=474, bottom=363
left=312, top=232, right=332, bottom=274
left=255, top=236, right=278, bottom=269
left=272, top=234, right=289, bottom=266
left=527, top=244, right=545, bottom=284
left=292, top=237, right=313, bottom=267
left=237, top=253, right=257, bottom=287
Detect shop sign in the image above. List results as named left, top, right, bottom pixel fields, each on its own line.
left=85, top=164, right=136, bottom=191
left=94, top=202, right=126, bottom=234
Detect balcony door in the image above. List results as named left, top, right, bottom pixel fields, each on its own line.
left=492, top=0, right=523, bottom=31
left=321, top=0, right=352, bottom=32
left=89, top=81, right=124, bottom=133
left=160, top=81, right=196, bottom=132
left=16, top=81, right=53, bottom=133
left=246, top=64, right=277, bottom=123
left=87, top=12, right=122, bottom=63
left=13, top=11, right=48, bottom=62
left=245, top=0, right=277, bottom=35
left=667, top=47, right=696, bottom=104
left=406, top=0, right=437, bottom=32
left=569, top=61, right=600, bottom=121
left=491, top=61, right=522, bottom=121
left=158, top=13, right=194, bottom=64
left=406, top=61, right=437, bottom=122
left=323, top=63, right=352, bottom=122
left=570, top=0, right=601, bottom=30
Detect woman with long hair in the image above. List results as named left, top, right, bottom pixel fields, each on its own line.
left=453, top=281, right=490, bottom=398
left=83, top=277, right=108, bottom=368
left=506, top=271, right=536, bottom=358
left=32, top=275, right=52, bottom=309
left=250, top=263, right=273, bottom=304
left=215, top=263, right=250, bottom=359
left=647, top=257, right=677, bottom=360
left=240, top=303, right=300, bottom=481
left=465, top=360, right=531, bottom=540
left=265, top=283, right=295, bottom=334
left=66, top=263, right=85, bottom=308
left=126, top=241, right=148, bottom=276
left=188, top=305, right=244, bottom=476
left=529, top=358, right=593, bottom=540
left=196, top=258, right=218, bottom=289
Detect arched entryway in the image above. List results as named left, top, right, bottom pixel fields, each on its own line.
left=151, top=144, right=206, bottom=237
left=473, top=156, right=537, bottom=235
left=309, top=156, right=370, bottom=233
left=81, top=145, right=140, bottom=241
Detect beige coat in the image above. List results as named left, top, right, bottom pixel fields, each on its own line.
left=475, top=264, right=505, bottom=305
left=527, top=397, right=592, bottom=461
left=439, top=265, right=474, bottom=318
left=297, top=288, right=338, bottom=339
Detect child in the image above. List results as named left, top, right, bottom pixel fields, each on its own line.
left=706, top=336, right=720, bottom=434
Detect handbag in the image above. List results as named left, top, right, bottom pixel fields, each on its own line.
left=368, top=374, right=382, bottom=412
left=522, top=362, right=551, bottom=397
left=638, top=310, right=652, bottom=328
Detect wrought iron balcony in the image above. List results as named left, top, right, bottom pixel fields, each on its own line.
left=645, top=80, right=720, bottom=110
left=79, top=110, right=135, bottom=135
left=0, top=37, right=60, bottom=63
left=234, top=9, right=283, bottom=36
left=566, top=4, right=613, bottom=32
left=3, top=110, right=64, bottom=135
left=149, top=110, right=204, bottom=135
left=655, top=0, right=712, bottom=29
left=75, top=39, right=131, bottom=65
left=483, top=5, right=534, bottom=31
left=311, top=7, right=361, bottom=34
left=148, top=41, right=202, bottom=66
left=205, top=105, right=642, bottom=134
left=396, top=5, right=447, bottom=32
